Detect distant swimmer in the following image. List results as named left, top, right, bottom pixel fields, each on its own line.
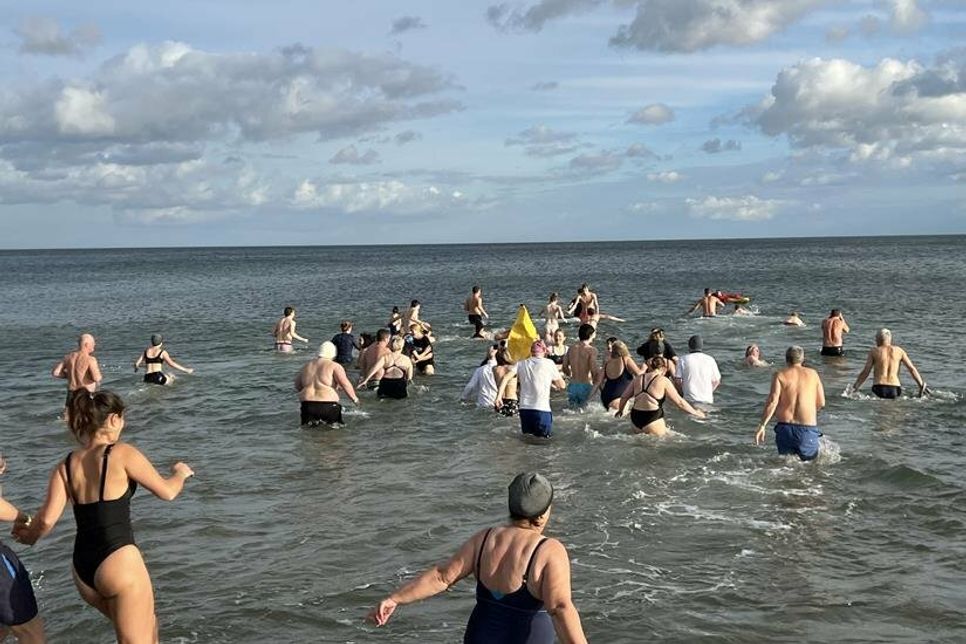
left=295, top=342, right=359, bottom=426
left=567, top=284, right=599, bottom=322
left=133, top=334, right=193, bottom=386
left=409, top=324, right=436, bottom=376
left=461, top=345, right=499, bottom=408
left=685, top=288, right=724, bottom=318
left=367, top=472, right=588, bottom=644
left=820, top=309, right=849, bottom=356
left=615, top=356, right=705, bottom=435
left=331, top=320, right=360, bottom=367
left=547, top=329, right=568, bottom=370
left=360, top=336, right=413, bottom=399
left=387, top=306, right=403, bottom=336
left=273, top=306, right=308, bottom=352
left=851, top=328, right=928, bottom=399
left=561, top=324, right=599, bottom=409
left=733, top=303, right=753, bottom=316
left=593, top=340, right=642, bottom=412
left=496, top=341, right=565, bottom=438
left=783, top=312, right=805, bottom=327
left=358, top=329, right=391, bottom=389
left=636, top=328, right=678, bottom=377
left=754, top=346, right=826, bottom=461
left=674, top=335, right=720, bottom=405
left=0, top=454, right=47, bottom=643
left=584, top=308, right=625, bottom=329
left=51, top=333, right=102, bottom=420
left=744, top=344, right=769, bottom=367
left=540, top=293, right=566, bottom=343
left=404, top=299, right=432, bottom=333
left=464, top=286, right=490, bottom=339
left=13, top=391, right=194, bottom=643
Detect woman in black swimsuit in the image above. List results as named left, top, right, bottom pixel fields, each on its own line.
left=360, top=336, right=413, bottom=399
left=593, top=341, right=642, bottom=412
left=12, top=391, right=194, bottom=643
left=615, top=357, right=704, bottom=435
left=133, top=334, right=193, bottom=385
left=547, top=329, right=567, bottom=369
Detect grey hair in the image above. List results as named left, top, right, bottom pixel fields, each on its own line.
left=875, top=328, right=892, bottom=346
left=785, top=345, right=805, bottom=365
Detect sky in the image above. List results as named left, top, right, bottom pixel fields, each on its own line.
left=0, top=0, right=963, bottom=248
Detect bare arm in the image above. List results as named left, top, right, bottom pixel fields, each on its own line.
left=290, top=321, right=308, bottom=343
left=368, top=531, right=480, bottom=626
left=900, top=350, right=926, bottom=393
left=551, top=375, right=566, bottom=390
left=756, top=373, right=782, bottom=444
left=134, top=353, right=144, bottom=371
left=334, top=365, right=359, bottom=404
left=685, top=299, right=700, bottom=315
left=816, top=374, right=826, bottom=411
left=89, top=357, right=103, bottom=385
left=0, top=497, right=27, bottom=524
left=539, top=540, right=587, bottom=644
left=122, top=444, right=193, bottom=501
left=852, top=351, right=875, bottom=391
left=163, top=352, right=194, bottom=374
left=624, top=357, right=643, bottom=378
left=561, top=350, right=572, bottom=378
left=494, top=368, right=513, bottom=408
left=294, top=369, right=304, bottom=392
left=12, top=464, right=70, bottom=545
left=52, top=357, right=67, bottom=379
left=614, top=375, right=640, bottom=418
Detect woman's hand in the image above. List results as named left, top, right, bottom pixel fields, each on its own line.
left=367, top=597, right=398, bottom=626
left=172, top=462, right=195, bottom=479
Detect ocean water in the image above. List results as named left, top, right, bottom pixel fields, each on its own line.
left=1, top=236, right=964, bottom=643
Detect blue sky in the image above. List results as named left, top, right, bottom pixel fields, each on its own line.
left=0, top=0, right=963, bottom=248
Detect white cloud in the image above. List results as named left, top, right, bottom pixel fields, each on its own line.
left=15, top=16, right=101, bottom=56
left=487, top=0, right=605, bottom=32
left=627, top=103, right=675, bottom=125
left=292, top=178, right=462, bottom=213
left=506, top=124, right=579, bottom=156
left=568, top=150, right=624, bottom=173
left=0, top=41, right=461, bottom=145
left=686, top=194, right=782, bottom=220
left=647, top=170, right=683, bottom=183
left=610, top=0, right=827, bottom=52
left=749, top=54, right=966, bottom=167
left=889, top=0, right=928, bottom=32
left=330, top=145, right=380, bottom=165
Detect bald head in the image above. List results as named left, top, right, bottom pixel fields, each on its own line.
left=79, top=333, right=95, bottom=351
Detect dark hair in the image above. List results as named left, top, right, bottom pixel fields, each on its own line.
left=472, top=285, right=481, bottom=293
left=704, top=288, right=711, bottom=295
left=410, top=299, right=419, bottom=307
left=68, top=390, right=125, bottom=443
left=495, top=349, right=514, bottom=366
left=577, top=323, right=595, bottom=341
left=549, top=292, right=558, bottom=302
left=606, top=336, right=618, bottom=345
left=284, top=306, right=295, bottom=316
left=830, top=309, right=840, bottom=317
left=340, top=320, right=352, bottom=332
left=358, top=332, right=375, bottom=349
left=376, top=329, right=390, bottom=342
left=392, top=306, right=399, bottom=313
left=647, top=355, right=668, bottom=371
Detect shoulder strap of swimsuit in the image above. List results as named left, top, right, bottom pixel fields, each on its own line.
left=523, top=538, right=549, bottom=582
left=99, top=444, right=115, bottom=501
left=476, top=528, right=493, bottom=574
left=64, top=453, right=75, bottom=502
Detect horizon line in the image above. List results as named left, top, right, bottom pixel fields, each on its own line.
left=0, top=231, right=963, bottom=252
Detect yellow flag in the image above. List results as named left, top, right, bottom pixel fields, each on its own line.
left=507, top=304, right=539, bottom=362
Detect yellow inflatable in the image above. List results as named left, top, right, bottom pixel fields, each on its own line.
left=507, top=304, right=539, bottom=362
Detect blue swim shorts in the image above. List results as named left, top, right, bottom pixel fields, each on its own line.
left=567, top=382, right=593, bottom=408
left=774, top=422, right=822, bottom=461
left=0, top=543, right=39, bottom=627
left=519, top=409, right=553, bottom=438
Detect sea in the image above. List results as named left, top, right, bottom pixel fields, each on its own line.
left=1, top=236, right=964, bottom=643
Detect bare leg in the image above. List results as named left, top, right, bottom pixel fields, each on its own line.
left=85, top=546, right=157, bottom=644
left=8, top=616, right=47, bottom=644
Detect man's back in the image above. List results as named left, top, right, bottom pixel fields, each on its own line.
left=564, top=343, right=597, bottom=384
left=677, top=352, right=720, bottom=404
left=822, top=316, right=847, bottom=346
left=64, top=351, right=98, bottom=391
left=275, top=317, right=292, bottom=341
left=870, top=345, right=904, bottom=384
left=298, top=359, right=339, bottom=401
left=517, top=357, right=557, bottom=410
left=360, top=343, right=389, bottom=376
left=775, top=366, right=824, bottom=425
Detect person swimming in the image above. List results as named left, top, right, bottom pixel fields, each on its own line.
left=133, top=334, right=194, bottom=385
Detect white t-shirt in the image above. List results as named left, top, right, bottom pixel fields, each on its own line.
left=513, top=357, right=560, bottom=412
left=461, top=359, right=499, bottom=408
left=676, top=352, right=721, bottom=404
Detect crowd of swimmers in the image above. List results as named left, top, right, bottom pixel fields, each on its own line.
left=0, top=283, right=932, bottom=643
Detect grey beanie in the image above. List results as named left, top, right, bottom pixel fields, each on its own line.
left=150, top=334, right=163, bottom=346
left=688, top=335, right=703, bottom=352
left=508, top=472, right=554, bottom=519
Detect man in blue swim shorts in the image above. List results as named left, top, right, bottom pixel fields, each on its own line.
left=1, top=461, right=46, bottom=642
left=562, top=324, right=599, bottom=410
left=498, top=341, right=566, bottom=437
left=754, top=346, right=826, bottom=461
